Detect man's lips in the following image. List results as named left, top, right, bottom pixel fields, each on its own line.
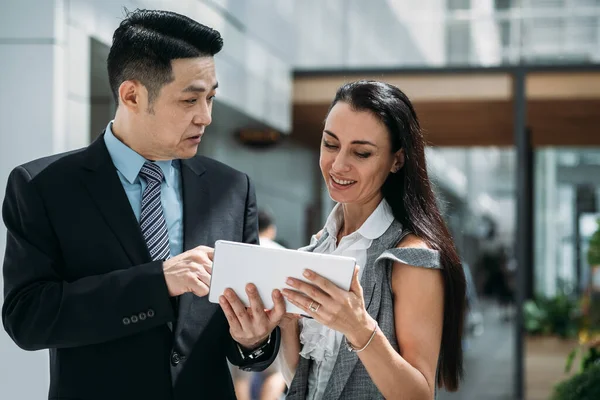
left=186, top=134, right=203, bottom=142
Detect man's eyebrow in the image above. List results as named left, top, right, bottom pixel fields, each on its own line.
left=182, top=82, right=219, bottom=93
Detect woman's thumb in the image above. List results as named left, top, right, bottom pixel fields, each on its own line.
left=350, top=265, right=362, bottom=293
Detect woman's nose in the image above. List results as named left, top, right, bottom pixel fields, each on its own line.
left=331, top=154, right=351, bottom=173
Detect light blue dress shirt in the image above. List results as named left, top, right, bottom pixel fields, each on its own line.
left=104, top=121, right=184, bottom=258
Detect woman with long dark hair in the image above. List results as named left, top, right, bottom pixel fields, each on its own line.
left=277, top=80, right=466, bottom=399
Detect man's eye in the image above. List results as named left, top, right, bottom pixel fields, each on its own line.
left=185, top=99, right=197, bottom=104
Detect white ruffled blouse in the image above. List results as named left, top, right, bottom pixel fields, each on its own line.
left=299, top=199, right=395, bottom=400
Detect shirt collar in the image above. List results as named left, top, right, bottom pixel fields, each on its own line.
left=357, top=199, right=395, bottom=239
left=323, top=199, right=395, bottom=241
left=103, top=121, right=177, bottom=187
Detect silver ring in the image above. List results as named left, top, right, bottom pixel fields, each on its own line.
left=309, top=301, right=320, bottom=313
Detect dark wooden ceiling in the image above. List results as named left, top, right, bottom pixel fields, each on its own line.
left=291, top=70, right=600, bottom=149
left=292, top=99, right=600, bottom=148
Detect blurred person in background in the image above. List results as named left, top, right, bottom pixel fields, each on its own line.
left=480, top=246, right=514, bottom=321
left=258, top=209, right=286, bottom=250
left=277, top=81, right=466, bottom=399
left=1, top=9, right=283, bottom=400
left=233, top=209, right=288, bottom=400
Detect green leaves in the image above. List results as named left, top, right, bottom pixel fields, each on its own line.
left=523, top=295, right=579, bottom=339
left=588, top=219, right=600, bottom=267
left=552, top=361, right=600, bottom=400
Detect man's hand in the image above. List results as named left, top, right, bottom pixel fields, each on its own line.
left=162, top=246, right=214, bottom=297
left=219, top=284, right=286, bottom=350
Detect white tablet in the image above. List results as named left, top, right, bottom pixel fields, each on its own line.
left=208, top=240, right=356, bottom=315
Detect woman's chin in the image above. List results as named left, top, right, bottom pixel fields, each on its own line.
left=328, top=191, right=354, bottom=204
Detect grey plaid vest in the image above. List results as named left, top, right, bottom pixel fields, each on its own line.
left=286, top=220, right=441, bottom=400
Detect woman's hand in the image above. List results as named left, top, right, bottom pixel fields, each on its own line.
left=281, top=266, right=377, bottom=347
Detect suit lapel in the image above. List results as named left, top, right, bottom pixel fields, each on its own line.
left=82, top=136, right=150, bottom=266
left=176, top=157, right=213, bottom=329
left=180, top=157, right=208, bottom=252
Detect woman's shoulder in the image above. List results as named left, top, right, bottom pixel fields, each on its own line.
left=374, top=231, right=441, bottom=270
left=396, top=232, right=431, bottom=250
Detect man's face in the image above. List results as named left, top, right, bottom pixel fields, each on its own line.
left=135, top=57, right=217, bottom=160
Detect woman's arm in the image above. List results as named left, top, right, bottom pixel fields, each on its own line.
left=349, top=234, right=444, bottom=399
left=283, top=234, right=444, bottom=400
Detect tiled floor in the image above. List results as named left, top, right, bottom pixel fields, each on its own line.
left=525, top=336, right=579, bottom=400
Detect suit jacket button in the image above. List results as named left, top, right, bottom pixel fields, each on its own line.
left=171, top=352, right=182, bottom=366
left=139, top=312, right=147, bottom=321
left=130, top=315, right=138, bottom=323
left=147, top=309, right=155, bottom=318
left=122, top=317, right=131, bottom=326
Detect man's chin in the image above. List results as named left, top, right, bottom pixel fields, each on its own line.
left=177, top=146, right=200, bottom=159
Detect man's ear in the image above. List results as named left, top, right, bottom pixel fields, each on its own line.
left=118, top=80, right=146, bottom=112
left=391, top=148, right=405, bottom=173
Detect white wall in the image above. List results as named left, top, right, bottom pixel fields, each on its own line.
left=0, top=1, right=68, bottom=397
left=385, top=0, right=447, bottom=66
left=293, top=0, right=430, bottom=68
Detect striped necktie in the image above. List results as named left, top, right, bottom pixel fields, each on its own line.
left=139, top=162, right=171, bottom=261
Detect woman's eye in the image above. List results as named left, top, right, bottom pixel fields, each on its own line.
left=323, top=141, right=337, bottom=149
left=356, top=152, right=371, bottom=159
left=185, top=99, right=197, bottom=104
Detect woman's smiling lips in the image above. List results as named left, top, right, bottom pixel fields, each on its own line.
left=330, top=174, right=357, bottom=190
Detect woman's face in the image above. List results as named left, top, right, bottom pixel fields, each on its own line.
left=320, top=102, right=403, bottom=206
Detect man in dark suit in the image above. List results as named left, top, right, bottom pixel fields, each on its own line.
left=2, top=9, right=284, bottom=400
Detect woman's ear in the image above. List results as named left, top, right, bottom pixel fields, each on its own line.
left=391, top=148, right=405, bottom=173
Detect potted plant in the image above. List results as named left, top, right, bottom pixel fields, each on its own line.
left=552, top=342, right=600, bottom=400
left=588, top=219, right=600, bottom=289
left=524, top=294, right=579, bottom=338
left=551, top=362, right=600, bottom=400
left=580, top=219, right=600, bottom=343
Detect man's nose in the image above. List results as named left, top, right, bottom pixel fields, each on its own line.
left=193, top=103, right=212, bottom=126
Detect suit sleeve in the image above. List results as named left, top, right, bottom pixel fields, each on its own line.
left=1, top=166, right=176, bottom=351
left=226, top=174, right=281, bottom=371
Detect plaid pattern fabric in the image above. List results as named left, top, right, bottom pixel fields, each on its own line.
left=286, top=220, right=442, bottom=400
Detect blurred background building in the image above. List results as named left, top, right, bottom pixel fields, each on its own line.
left=1, top=0, right=600, bottom=399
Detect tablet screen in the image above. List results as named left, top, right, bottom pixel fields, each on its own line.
left=208, top=240, right=356, bottom=314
